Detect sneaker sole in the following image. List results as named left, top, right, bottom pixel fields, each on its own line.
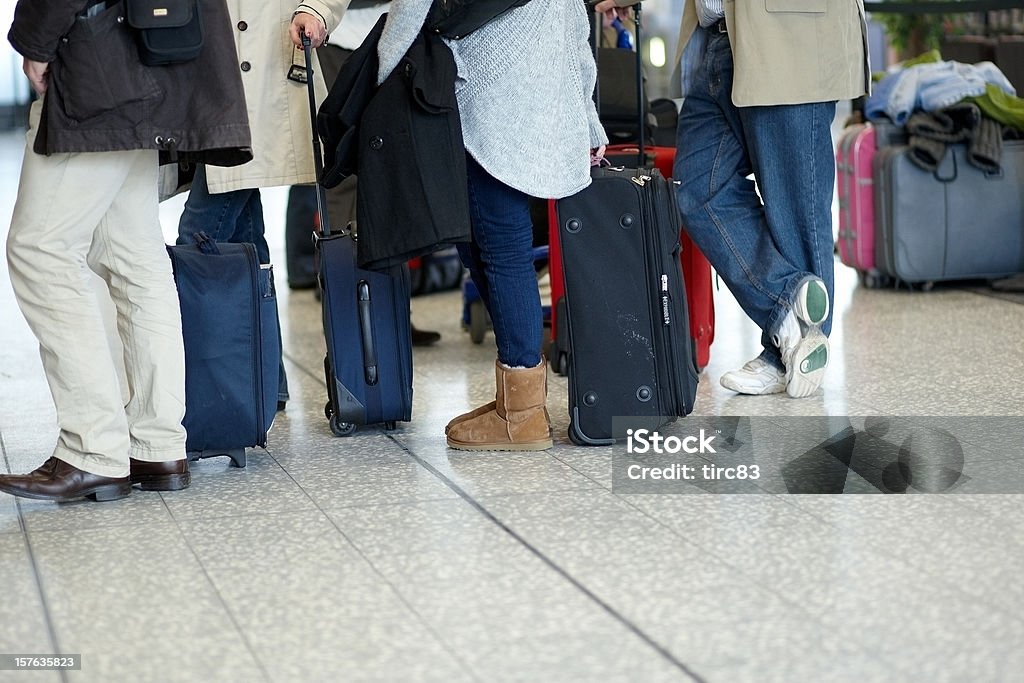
left=719, top=373, right=786, bottom=395
left=795, top=279, right=830, bottom=326
left=786, top=333, right=829, bottom=398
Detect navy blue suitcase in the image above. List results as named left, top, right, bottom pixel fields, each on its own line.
left=168, top=233, right=280, bottom=467
left=301, top=36, right=413, bottom=436
left=318, top=235, right=414, bottom=435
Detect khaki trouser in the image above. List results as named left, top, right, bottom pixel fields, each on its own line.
left=5, top=102, right=186, bottom=477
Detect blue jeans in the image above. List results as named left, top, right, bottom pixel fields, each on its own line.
left=457, top=156, right=542, bottom=368
left=675, top=29, right=836, bottom=370
left=177, top=165, right=289, bottom=402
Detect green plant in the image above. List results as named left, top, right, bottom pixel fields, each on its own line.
left=874, top=10, right=951, bottom=59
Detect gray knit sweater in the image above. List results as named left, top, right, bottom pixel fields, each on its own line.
left=378, top=0, right=607, bottom=199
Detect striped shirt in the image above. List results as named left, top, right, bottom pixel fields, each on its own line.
left=695, top=0, right=724, bottom=28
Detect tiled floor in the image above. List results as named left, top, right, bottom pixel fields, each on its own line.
left=1, top=109, right=1023, bottom=683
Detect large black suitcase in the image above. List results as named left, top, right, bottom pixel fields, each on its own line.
left=874, top=140, right=1024, bottom=285
left=168, top=234, right=280, bottom=467
left=301, top=35, right=414, bottom=436
left=556, top=165, right=700, bottom=446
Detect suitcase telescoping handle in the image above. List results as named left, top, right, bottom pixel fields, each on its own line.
left=587, top=0, right=645, bottom=167
left=301, top=33, right=333, bottom=237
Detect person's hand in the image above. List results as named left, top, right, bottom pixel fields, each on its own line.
left=23, top=58, right=49, bottom=96
left=601, top=7, right=628, bottom=27
left=590, top=144, right=607, bottom=165
left=289, top=11, right=327, bottom=48
left=592, top=0, right=635, bottom=12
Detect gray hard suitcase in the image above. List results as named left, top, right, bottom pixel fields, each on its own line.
left=873, top=140, right=1024, bottom=285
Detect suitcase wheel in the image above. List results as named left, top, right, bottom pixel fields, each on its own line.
left=186, top=448, right=246, bottom=468
left=556, top=351, right=570, bottom=377
left=324, top=401, right=333, bottom=420
left=384, top=421, right=397, bottom=431
left=858, top=270, right=892, bottom=290
left=544, top=340, right=569, bottom=377
left=329, top=415, right=357, bottom=437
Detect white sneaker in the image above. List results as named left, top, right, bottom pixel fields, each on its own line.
left=720, top=357, right=786, bottom=395
left=773, top=278, right=830, bottom=399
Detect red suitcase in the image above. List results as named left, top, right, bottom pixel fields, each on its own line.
left=547, top=144, right=715, bottom=373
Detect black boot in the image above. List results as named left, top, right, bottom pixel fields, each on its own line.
left=411, top=325, right=441, bottom=346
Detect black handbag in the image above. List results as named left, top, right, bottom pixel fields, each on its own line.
left=426, top=0, right=532, bottom=39
left=124, top=0, right=204, bottom=66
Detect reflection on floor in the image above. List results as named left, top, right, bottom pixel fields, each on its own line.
left=1, top=122, right=1022, bottom=683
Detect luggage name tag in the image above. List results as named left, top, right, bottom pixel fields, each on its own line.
left=286, top=45, right=308, bottom=83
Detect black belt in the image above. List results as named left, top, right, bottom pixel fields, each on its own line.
left=709, top=17, right=727, bottom=34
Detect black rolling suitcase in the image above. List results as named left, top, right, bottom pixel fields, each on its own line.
left=556, top=166, right=699, bottom=446
left=301, top=35, right=413, bottom=436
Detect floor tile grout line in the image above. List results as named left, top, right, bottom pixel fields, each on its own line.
left=617, top=467, right=1024, bottom=648
left=266, top=286, right=1024, bottom=667
left=156, top=493, right=275, bottom=683
left=271, top=341, right=685, bottom=669
left=545, top=450, right=958, bottom=675
left=383, top=438, right=707, bottom=683
left=610, top=491, right=929, bottom=677
left=13, top=517, right=69, bottom=683
left=281, top=352, right=325, bottom=385
left=778, top=494, right=1024, bottom=629
left=1, top=430, right=68, bottom=683
left=260, top=447, right=486, bottom=683
left=965, top=287, right=1024, bottom=307
left=547, top=452, right=842, bottom=607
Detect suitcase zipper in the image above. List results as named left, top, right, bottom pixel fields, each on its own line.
left=657, top=173, right=696, bottom=415
left=246, top=244, right=266, bottom=447
left=642, top=170, right=688, bottom=417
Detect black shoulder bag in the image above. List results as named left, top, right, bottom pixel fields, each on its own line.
left=124, top=0, right=204, bottom=66
left=426, top=0, right=532, bottom=39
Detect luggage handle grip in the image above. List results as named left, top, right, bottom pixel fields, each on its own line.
left=356, top=280, right=379, bottom=386
left=190, top=231, right=220, bottom=255
left=301, top=33, right=333, bottom=238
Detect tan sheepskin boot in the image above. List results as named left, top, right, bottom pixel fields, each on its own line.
left=444, top=401, right=496, bottom=436
left=446, top=360, right=552, bottom=451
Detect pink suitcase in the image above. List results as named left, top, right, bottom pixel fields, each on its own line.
left=835, top=123, right=888, bottom=288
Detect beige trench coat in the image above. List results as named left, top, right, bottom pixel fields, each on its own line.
left=205, top=0, right=349, bottom=194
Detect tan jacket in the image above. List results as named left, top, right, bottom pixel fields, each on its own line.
left=614, top=0, right=870, bottom=107
left=206, top=1, right=349, bottom=194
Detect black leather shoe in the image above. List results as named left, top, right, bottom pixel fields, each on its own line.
left=288, top=279, right=318, bottom=291
left=411, top=326, right=441, bottom=347
left=129, top=458, right=191, bottom=491
left=0, top=457, right=131, bottom=502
